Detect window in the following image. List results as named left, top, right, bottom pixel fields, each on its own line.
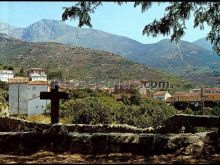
left=36, top=106, right=38, bottom=108
left=32, top=87, right=36, bottom=90
left=42, top=106, right=44, bottom=108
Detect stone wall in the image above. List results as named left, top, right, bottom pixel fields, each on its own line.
left=0, top=131, right=218, bottom=155
left=0, top=114, right=219, bottom=133
left=0, top=115, right=219, bottom=155
left=161, top=114, right=219, bottom=133
left=0, top=116, right=153, bottom=133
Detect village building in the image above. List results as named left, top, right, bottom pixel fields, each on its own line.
left=0, top=70, right=14, bottom=82
left=152, top=91, right=171, bottom=102
left=113, top=83, right=132, bottom=94
left=8, top=77, right=29, bottom=115
left=111, top=80, right=152, bottom=101
left=8, top=74, right=50, bottom=116
left=203, top=87, right=220, bottom=94
left=189, top=88, right=201, bottom=94
left=139, top=84, right=152, bottom=97
left=27, top=81, right=50, bottom=115
left=27, top=68, right=47, bottom=81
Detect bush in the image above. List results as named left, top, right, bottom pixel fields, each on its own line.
left=59, top=89, right=177, bottom=128
left=183, top=108, right=194, bottom=115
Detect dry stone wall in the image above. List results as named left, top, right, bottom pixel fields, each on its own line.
left=0, top=115, right=219, bottom=155
left=0, top=116, right=153, bottom=133
left=0, top=131, right=218, bottom=155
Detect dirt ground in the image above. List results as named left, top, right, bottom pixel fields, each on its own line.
left=0, top=151, right=220, bottom=164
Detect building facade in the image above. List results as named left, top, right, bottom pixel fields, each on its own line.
left=153, top=91, right=171, bottom=102
left=27, top=81, right=50, bottom=115
left=8, top=77, right=29, bottom=115
left=27, top=68, right=47, bottom=81
left=8, top=77, right=50, bottom=116
left=0, top=70, right=14, bottom=82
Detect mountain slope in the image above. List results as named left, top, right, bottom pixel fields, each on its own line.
left=0, top=34, right=190, bottom=91
left=193, top=37, right=213, bottom=51
left=0, top=23, right=16, bottom=35
left=3, top=19, right=146, bottom=58
left=129, top=39, right=220, bottom=75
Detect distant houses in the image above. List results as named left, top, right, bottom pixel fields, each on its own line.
left=111, top=80, right=151, bottom=101
left=27, top=68, right=47, bottom=81
left=6, top=67, right=220, bottom=116
left=152, top=91, right=171, bottom=102
left=0, top=70, right=14, bottom=82
left=8, top=68, right=50, bottom=116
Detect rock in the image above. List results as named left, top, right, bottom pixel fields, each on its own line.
left=164, top=114, right=219, bottom=133
left=147, top=127, right=154, bottom=133
left=68, top=132, right=93, bottom=154
left=204, top=145, right=215, bottom=155
left=44, top=123, right=68, bottom=135
left=178, top=141, right=204, bottom=156
left=181, top=134, right=200, bottom=145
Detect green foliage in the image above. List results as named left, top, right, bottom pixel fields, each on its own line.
left=189, top=106, right=220, bottom=116
left=141, top=98, right=177, bottom=127
left=0, top=63, right=14, bottom=70
left=47, top=70, right=63, bottom=82
left=130, top=88, right=141, bottom=105
left=0, top=89, right=8, bottom=103
left=121, top=92, right=130, bottom=105
left=59, top=88, right=177, bottom=128
left=62, top=2, right=219, bottom=55
left=211, top=106, right=220, bottom=116
left=183, top=107, right=194, bottom=115
left=0, top=81, right=9, bottom=91
left=15, top=68, right=26, bottom=77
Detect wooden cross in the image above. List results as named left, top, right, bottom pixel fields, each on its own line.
left=40, top=81, right=68, bottom=124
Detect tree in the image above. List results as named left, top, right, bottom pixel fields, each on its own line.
left=62, top=2, right=219, bottom=55
left=130, top=88, right=141, bottom=105
left=15, top=68, right=26, bottom=77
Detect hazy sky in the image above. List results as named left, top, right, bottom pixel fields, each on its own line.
left=0, top=1, right=210, bottom=44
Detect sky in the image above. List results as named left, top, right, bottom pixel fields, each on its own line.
left=0, top=1, right=210, bottom=44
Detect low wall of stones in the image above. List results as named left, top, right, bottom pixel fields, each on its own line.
left=0, top=114, right=219, bottom=134
left=161, top=114, right=219, bottom=133
left=0, top=116, right=153, bottom=133
left=0, top=131, right=218, bottom=155
left=0, top=115, right=219, bottom=155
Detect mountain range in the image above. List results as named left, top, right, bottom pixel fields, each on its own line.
left=0, top=33, right=191, bottom=92
left=0, top=19, right=219, bottom=85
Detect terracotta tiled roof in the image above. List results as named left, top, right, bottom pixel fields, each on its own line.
left=204, top=88, right=220, bottom=91
left=28, top=81, right=49, bottom=85
left=174, top=92, right=193, bottom=96
left=153, top=91, right=168, bottom=96
left=8, top=77, right=29, bottom=84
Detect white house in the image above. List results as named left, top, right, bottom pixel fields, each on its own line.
left=27, top=68, right=47, bottom=81
left=0, top=70, right=14, bottom=82
left=152, top=91, right=171, bottom=102
left=27, top=81, right=50, bottom=115
left=8, top=77, right=50, bottom=116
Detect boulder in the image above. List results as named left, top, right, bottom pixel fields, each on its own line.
left=43, top=123, right=68, bottom=135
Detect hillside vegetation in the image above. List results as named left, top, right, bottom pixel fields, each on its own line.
left=0, top=34, right=193, bottom=92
